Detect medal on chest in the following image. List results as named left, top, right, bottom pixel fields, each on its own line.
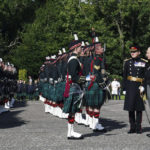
left=134, top=62, right=145, bottom=67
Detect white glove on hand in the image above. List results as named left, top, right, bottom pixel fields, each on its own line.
left=139, top=86, right=144, bottom=93
left=86, top=75, right=91, bottom=81
left=123, top=91, right=126, bottom=95
left=99, top=81, right=107, bottom=89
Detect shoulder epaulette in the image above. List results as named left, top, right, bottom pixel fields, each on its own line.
left=141, top=58, right=148, bottom=63
left=124, top=58, right=131, bottom=62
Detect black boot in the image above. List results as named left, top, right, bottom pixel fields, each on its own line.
left=136, top=111, right=142, bottom=134
left=128, top=128, right=136, bottom=134
left=128, top=111, right=136, bottom=134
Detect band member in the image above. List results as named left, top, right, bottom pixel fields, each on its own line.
left=63, top=39, right=86, bottom=139
left=123, top=46, right=147, bottom=134
left=85, top=40, right=106, bottom=132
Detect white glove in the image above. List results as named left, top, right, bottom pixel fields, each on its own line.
left=139, top=86, right=144, bottom=93
left=86, top=75, right=91, bottom=81
left=99, top=81, right=107, bottom=89
left=58, top=78, right=61, bottom=82
left=123, top=91, right=126, bottom=95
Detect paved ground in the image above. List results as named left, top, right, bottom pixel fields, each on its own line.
left=0, top=100, right=150, bottom=150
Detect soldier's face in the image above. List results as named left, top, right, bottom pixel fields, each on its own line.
left=130, top=51, right=140, bottom=58
left=95, top=45, right=104, bottom=55
left=146, top=48, right=150, bottom=60
left=76, top=46, right=82, bottom=55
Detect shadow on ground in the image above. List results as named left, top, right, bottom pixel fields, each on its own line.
left=0, top=101, right=29, bottom=129
left=83, top=117, right=127, bottom=138
left=100, top=117, right=127, bottom=131
left=0, top=110, right=28, bottom=129
left=13, top=100, right=27, bottom=108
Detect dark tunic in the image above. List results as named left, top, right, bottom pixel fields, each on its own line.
left=85, top=55, right=104, bottom=108
left=63, top=53, right=84, bottom=114
left=123, top=57, right=147, bottom=111
left=145, top=62, right=150, bottom=105
left=145, top=62, right=150, bottom=86
left=68, top=53, right=82, bottom=83
left=61, top=59, right=67, bottom=81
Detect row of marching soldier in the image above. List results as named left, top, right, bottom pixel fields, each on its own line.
left=0, top=58, right=17, bottom=114
left=38, top=32, right=110, bottom=140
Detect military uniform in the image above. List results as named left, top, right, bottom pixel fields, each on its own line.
left=123, top=47, right=148, bottom=134
left=63, top=40, right=85, bottom=139
left=123, top=57, right=147, bottom=111
left=63, top=53, right=85, bottom=114
left=85, top=54, right=104, bottom=108
left=144, top=62, right=150, bottom=107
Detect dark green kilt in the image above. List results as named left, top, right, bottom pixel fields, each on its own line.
left=63, top=83, right=83, bottom=114
left=38, top=82, right=44, bottom=94
left=33, top=91, right=39, bottom=99
left=42, top=83, right=50, bottom=99
left=49, top=84, right=56, bottom=102
left=85, top=82, right=104, bottom=108
left=46, top=84, right=52, bottom=100
left=55, top=81, right=66, bottom=103
left=55, top=82, right=61, bottom=103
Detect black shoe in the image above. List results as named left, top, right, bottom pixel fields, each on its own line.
left=84, top=125, right=89, bottom=127
left=136, top=129, right=142, bottom=134
left=77, top=123, right=83, bottom=125
left=67, top=135, right=84, bottom=140
left=128, top=129, right=136, bottom=134
left=93, top=128, right=107, bottom=133
left=146, top=134, right=150, bottom=137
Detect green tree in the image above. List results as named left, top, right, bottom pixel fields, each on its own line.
left=1, top=0, right=150, bottom=79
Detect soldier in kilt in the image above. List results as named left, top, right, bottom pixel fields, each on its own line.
left=85, top=40, right=106, bottom=132
left=43, top=56, right=52, bottom=113
left=8, top=64, right=17, bottom=107
left=54, top=50, right=68, bottom=118
left=81, top=45, right=93, bottom=126
left=0, top=61, right=9, bottom=112
left=33, top=80, right=39, bottom=100
left=63, top=40, right=86, bottom=139
left=16, top=80, right=21, bottom=101
left=21, top=80, right=27, bottom=101
left=38, top=64, right=45, bottom=102
left=0, top=59, right=7, bottom=113
left=123, top=46, right=148, bottom=134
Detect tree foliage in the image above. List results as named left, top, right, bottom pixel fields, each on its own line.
left=0, top=0, right=150, bottom=78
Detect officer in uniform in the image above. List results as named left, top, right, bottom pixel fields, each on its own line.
left=123, top=46, right=148, bottom=134
left=63, top=39, right=86, bottom=139
left=145, top=47, right=150, bottom=106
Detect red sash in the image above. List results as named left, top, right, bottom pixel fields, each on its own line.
left=88, top=60, right=94, bottom=90
left=63, top=72, right=72, bottom=98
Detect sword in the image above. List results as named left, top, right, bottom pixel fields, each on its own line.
left=141, top=92, right=150, bottom=125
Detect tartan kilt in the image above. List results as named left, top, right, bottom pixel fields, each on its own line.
left=63, top=83, right=82, bottom=114
left=85, top=82, right=104, bottom=108
left=16, top=93, right=21, bottom=98
left=55, top=81, right=66, bottom=103
left=33, top=91, right=39, bottom=98
left=47, top=84, right=53, bottom=100
left=42, top=83, right=50, bottom=99
left=21, top=92, right=27, bottom=98
left=38, top=82, right=44, bottom=94
left=49, top=84, right=56, bottom=102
